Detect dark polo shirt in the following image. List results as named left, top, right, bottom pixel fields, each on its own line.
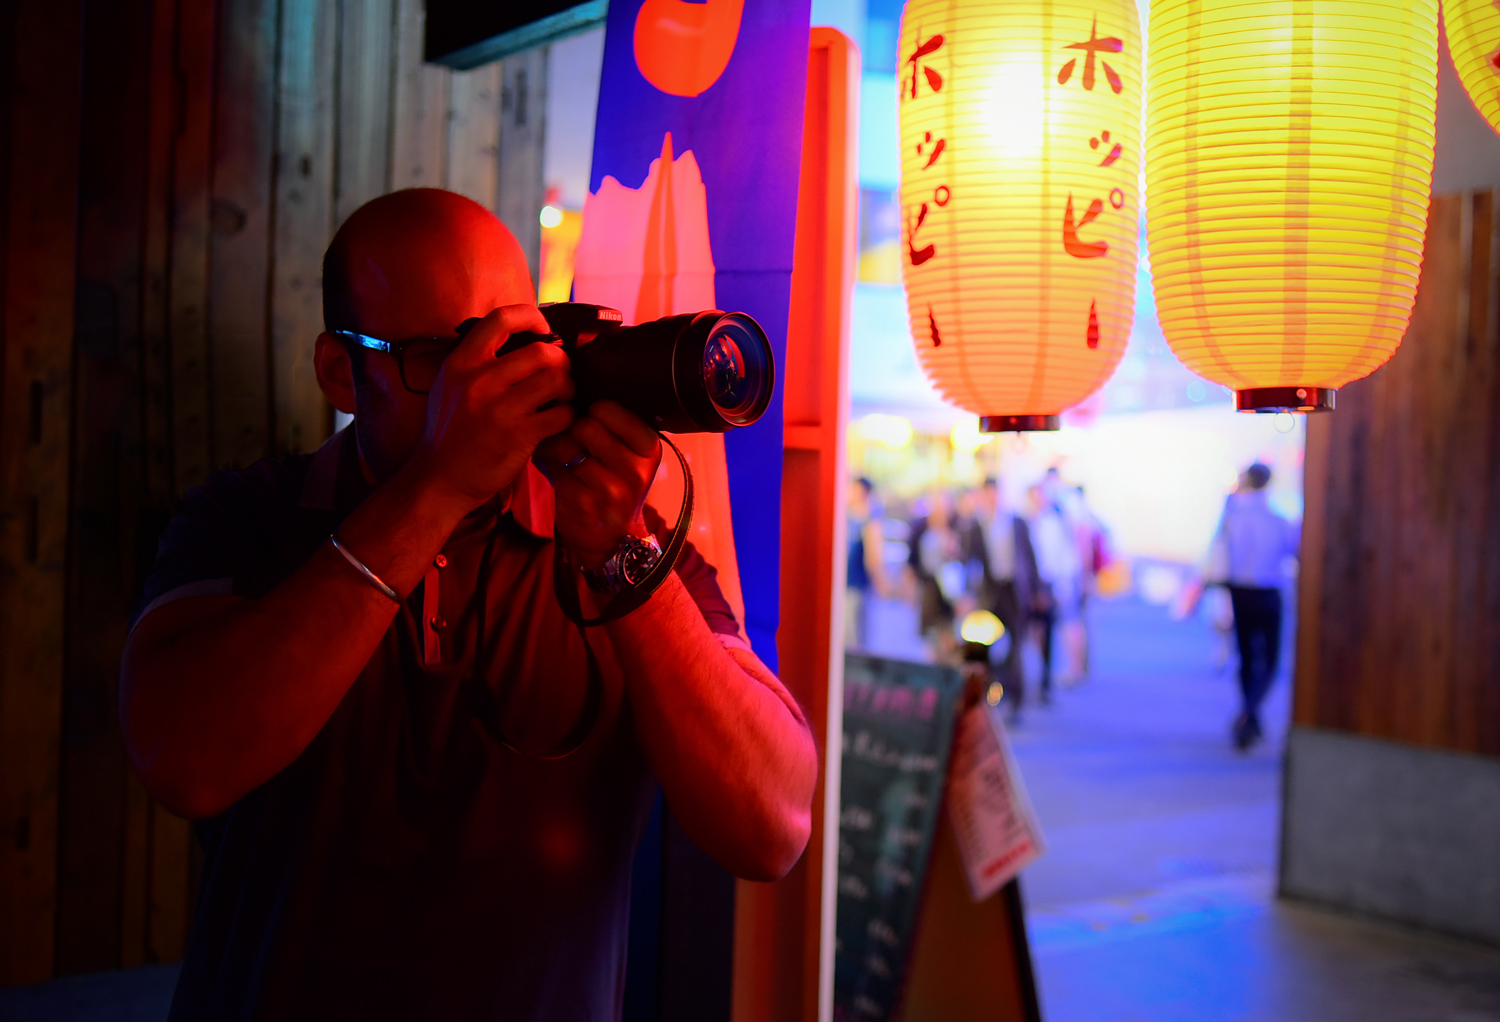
left=135, top=429, right=743, bottom=1021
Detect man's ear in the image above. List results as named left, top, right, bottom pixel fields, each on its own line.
left=314, top=333, right=357, bottom=415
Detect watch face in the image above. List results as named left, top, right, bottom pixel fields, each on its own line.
left=619, top=537, right=661, bottom=586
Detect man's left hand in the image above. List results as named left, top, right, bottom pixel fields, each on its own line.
left=534, top=401, right=663, bottom=568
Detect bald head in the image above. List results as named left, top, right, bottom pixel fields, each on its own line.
left=323, top=189, right=534, bottom=338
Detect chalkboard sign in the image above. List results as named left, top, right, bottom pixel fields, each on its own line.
left=834, top=654, right=964, bottom=1021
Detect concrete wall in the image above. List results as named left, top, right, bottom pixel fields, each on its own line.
left=1281, top=727, right=1500, bottom=945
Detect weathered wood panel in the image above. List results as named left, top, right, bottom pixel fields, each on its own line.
left=391, top=0, right=450, bottom=190
left=445, top=62, right=501, bottom=210
left=167, top=0, right=219, bottom=494
left=1296, top=190, right=1500, bottom=757
left=0, top=0, right=83, bottom=986
left=3, top=0, right=523, bottom=983
left=271, top=0, right=337, bottom=456
left=209, top=0, right=279, bottom=471
left=497, top=46, right=547, bottom=291
left=56, top=0, right=157, bottom=975
left=120, top=0, right=184, bottom=971
left=335, top=0, right=396, bottom=221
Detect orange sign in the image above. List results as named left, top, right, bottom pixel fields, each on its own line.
left=633, top=0, right=745, bottom=97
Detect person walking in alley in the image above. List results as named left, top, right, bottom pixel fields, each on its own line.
left=1028, top=481, right=1082, bottom=703
left=1211, top=462, right=1299, bottom=750
left=975, top=478, right=1040, bottom=715
left=846, top=477, right=889, bottom=650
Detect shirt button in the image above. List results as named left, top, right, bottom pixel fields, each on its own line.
left=429, top=615, right=447, bottom=631
left=434, top=554, right=448, bottom=568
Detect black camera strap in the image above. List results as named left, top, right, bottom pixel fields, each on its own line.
left=553, top=432, right=695, bottom=627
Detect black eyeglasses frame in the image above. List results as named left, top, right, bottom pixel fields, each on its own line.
left=329, top=329, right=462, bottom=395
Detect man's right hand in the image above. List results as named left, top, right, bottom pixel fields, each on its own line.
left=418, top=304, right=576, bottom=510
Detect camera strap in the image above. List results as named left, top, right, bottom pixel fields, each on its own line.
left=553, top=432, right=694, bottom=627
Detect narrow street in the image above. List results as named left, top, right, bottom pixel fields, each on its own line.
left=1012, top=596, right=1500, bottom=1022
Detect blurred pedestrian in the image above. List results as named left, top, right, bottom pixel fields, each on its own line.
left=1060, top=484, right=1107, bottom=681
left=975, top=478, right=1040, bottom=715
left=909, top=490, right=963, bottom=664
left=1028, top=481, right=1083, bottom=702
left=846, top=477, right=889, bottom=650
left=1211, top=462, right=1299, bottom=750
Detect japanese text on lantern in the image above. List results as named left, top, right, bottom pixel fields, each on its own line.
left=900, top=15, right=1133, bottom=350
left=1059, top=16, right=1128, bottom=271
left=1058, top=16, right=1132, bottom=348
left=902, top=31, right=949, bottom=272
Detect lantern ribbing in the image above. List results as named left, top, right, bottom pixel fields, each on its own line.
left=898, top=0, right=1141, bottom=428
left=1145, top=0, right=1439, bottom=410
left=1443, top=0, right=1500, bottom=140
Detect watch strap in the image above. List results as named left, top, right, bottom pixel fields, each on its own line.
left=553, top=432, right=694, bottom=627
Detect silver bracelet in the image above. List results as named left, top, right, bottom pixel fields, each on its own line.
left=330, top=534, right=401, bottom=604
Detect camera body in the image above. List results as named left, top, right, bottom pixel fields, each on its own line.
left=501, top=303, right=774, bottom=434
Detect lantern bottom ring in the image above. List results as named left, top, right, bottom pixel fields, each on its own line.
left=1236, top=387, right=1336, bottom=414
left=980, top=414, right=1061, bottom=433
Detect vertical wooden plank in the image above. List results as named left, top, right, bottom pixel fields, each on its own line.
left=1482, top=190, right=1500, bottom=758
left=122, top=0, right=181, bottom=970
left=1387, top=194, right=1462, bottom=746
left=1291, top=410, right=1328, bottom=729
left=271, top=0, right=337, bottom=455
left=209, top=0, right=279, bottom=471
left=1451, top=191, right=1497, bottom=754
left=390, top=0, right=449, bottom=190
left=141, top=0, right=221, bottom=964
left=497, top=46, right=547, bottom=292
left=168, top=0, right=219, bottom=494
left=335, top=0, right=395, bottom=222
left=1302, top=193, right=1500, bottom=759
left=55, top=0, right=157, bottom=975
left=445, top=62, right=500, bottom=211
left=0, top=0, right=83, bottom=986
left=145, top=801, right=192, bottom=962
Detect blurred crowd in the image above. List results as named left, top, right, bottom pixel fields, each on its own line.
left=846, top=468, right=1111, bottom=721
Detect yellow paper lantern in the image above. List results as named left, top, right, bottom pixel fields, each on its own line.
left=1145, top=0, right=1439, bottom=412
left=898, top=0, right=1141, bottom=431
left=1444, top=0, right=1500, bottom=138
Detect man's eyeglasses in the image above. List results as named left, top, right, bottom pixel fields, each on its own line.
left=330, top=330, right=462, bottom=395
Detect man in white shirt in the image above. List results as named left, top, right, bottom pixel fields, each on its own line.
left=1211, top=462, right=1299, bottom=750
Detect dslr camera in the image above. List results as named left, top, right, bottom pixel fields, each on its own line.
left=493, top=302, right=775, bottom=434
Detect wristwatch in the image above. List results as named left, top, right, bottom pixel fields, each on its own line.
left=583, top=533, right=664, bottom=594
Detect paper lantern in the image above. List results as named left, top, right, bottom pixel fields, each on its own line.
left=1145, top=0, right=1439, bottom=412
left=1444, top=0, right=1500, bottom=138
left=898, top=0, right=1141, bottom=431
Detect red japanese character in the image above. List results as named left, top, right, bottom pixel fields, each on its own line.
left=916, top=131, right=947, bottom=170
left=906, top=202, right=936, bottom=266
left=905, top=34, right=944, bottom=100
left=1057, top=17, right=1124, bottom=95
left=1063, top=194, right=1108, bottom=259
left=1089, top=130, right=1122, bottom=167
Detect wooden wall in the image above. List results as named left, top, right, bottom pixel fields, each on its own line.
left=1295, top=190, right=1500, bottom=758
left=0, top=0, right=545, bottom=984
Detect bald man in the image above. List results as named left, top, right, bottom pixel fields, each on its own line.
left=120, top=189, right=816, bottom=1020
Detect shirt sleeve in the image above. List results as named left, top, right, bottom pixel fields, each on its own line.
left=129, top=460, right=298, bottom=632
left=645, top=505, right=744, bottom=643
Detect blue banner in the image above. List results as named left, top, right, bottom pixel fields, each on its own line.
left=579, top=0, right=812, bottom=668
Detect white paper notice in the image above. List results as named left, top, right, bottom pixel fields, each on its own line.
left=946, top=702, right=1046, bottom=902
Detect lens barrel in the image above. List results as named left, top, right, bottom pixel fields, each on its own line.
left=542, top=304, right=775, bottom=434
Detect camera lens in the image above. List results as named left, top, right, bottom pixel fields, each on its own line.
left=700, top=315, right=772, bottom=426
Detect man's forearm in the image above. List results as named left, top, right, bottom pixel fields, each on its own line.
left=605, top=577, right=818, bottom=881
left=122, top=453, right=473, bottom=818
